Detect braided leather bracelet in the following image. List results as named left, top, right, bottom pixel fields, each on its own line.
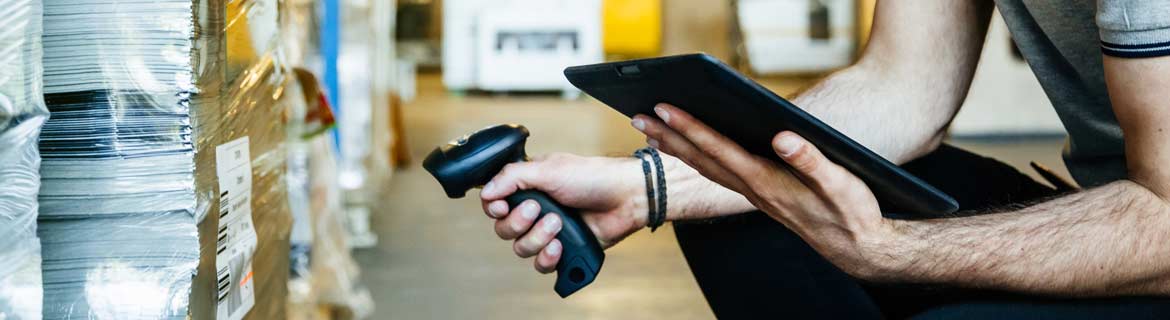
left=634, top=147, right=667, bottom=232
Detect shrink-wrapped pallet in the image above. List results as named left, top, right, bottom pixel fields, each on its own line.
left=0, top=0, right=47, bottom=318
left=37, top=0, right=293, bottom=318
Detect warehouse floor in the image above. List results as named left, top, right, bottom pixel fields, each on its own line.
left=354, top=73, right=1070, bottom=319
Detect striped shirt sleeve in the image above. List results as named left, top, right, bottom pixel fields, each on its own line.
left=1097, top=0, right=1170, bottom=58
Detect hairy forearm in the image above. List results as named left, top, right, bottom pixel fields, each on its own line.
left=791, top=1, right=991, bottom=164
left=658, top=153, right=755, bottom=221
left=873, top=181, right=1170, bottom=296
left=791, top=62, right=966, bottom=165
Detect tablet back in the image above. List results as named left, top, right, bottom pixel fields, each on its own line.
left=565, top=53, right=959, bottom=217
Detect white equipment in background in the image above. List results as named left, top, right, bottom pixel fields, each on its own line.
left=443, top=0, right=602, bottom=96
left=736, top=0, right=855, bottom=74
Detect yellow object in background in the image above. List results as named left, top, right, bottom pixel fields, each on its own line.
left=603, top=0, right=662, bottom=58
left=226, top=0, right=281, bottom=81
left=857, top=0, right=876, bottom=50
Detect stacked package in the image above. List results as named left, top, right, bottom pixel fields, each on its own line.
left=0, top=0, right=47, bottom=318
left=36, top=0, right=294, bottom=319
left=37, top=0, right=201, bottom=318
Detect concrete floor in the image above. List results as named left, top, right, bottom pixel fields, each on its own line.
left=354, top=74, right=1072, bottom=319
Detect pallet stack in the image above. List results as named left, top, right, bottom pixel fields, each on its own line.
left=35, top=0, right=294, bottom=319
left=0, top=0, right=47, bottom=317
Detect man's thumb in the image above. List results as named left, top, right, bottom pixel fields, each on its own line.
left=480, top=162, right=547, bottom=200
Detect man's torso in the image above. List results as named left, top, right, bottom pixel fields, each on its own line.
left=994, top=0, right=1128, bottom=187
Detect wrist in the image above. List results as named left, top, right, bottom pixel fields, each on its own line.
left=657, top=154, right=753, bottom=221
left=852, top=219, right=920, bottom=282
left=620, top=157, right=652, bottom=230
left=628, top=147, right=670, bottom=231
left=657, top=154, right=684, bottom=221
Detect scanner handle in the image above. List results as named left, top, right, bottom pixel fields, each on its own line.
left=505, top=190, right=605, bottom=298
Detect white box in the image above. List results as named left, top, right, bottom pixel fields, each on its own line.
left=737, top=0, right=855, bottom=74
left=475, top=1, right=602, bottom=91
left=443, top=0, right=602, bottom=93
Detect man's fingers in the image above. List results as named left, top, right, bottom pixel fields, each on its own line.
left=652, top=103, right=764, bottom=179
left=513, top=214, right=562, bottom=258
left=535, top=239, right=562, bottom=274
left=494, top=200, right=540, bottom=240
left=633, top=114, right=753, bottom=194
left=772, top=131, right=858, bottom=195
left=482, top=200, right=509, bottom=219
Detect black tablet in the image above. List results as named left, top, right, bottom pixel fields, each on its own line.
left=564, top=53, right=958, bottom=217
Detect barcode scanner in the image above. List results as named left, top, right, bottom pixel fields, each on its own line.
left=423, top=124, right=605, bottom=298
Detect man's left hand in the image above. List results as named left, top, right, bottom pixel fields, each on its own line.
left=633, top=103, right=896, bottom=278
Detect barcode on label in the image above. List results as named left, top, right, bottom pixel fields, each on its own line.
left=217, top=191, right=230, bottom=254
left=215, top=253, right=248, bottom=313
left=216, top=265, right=230, bottom=302
left=219, top=190, right=231, bottom=219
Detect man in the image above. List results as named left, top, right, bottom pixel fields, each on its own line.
left=478, top=1, right=1170, bottom=318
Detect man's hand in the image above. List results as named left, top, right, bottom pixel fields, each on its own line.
left=479, top=153, right=648, bottom=274
left=633, top=103, right=893, bottom=276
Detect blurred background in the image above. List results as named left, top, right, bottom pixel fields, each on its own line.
left=0, top=0, right=1077, bottom=319
left=352, top=0, right=1069, bottom=319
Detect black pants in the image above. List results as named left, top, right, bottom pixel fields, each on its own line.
left=674, top=144, right=1170, bottom=319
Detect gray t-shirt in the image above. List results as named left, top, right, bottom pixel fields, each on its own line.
left=994, top=0, right=1170, bottom=187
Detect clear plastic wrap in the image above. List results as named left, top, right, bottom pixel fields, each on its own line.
left=0, top=0, right=47, bottom=318
left=37, top=0, right=294, bottom=319
left=279, top=0, right=323, bottom=70
left=37, top=0, right=205, bottom=318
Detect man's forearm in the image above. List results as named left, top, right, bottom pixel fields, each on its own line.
left=659, top=153, right=755, bottom=221
left=871, top=181, right=1170, bottom=296
left=792, top=63, right=965, bottom=164
left=791, top=0, right=992, bottom=164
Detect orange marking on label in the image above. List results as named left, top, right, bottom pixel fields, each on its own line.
left=240, top=271, right=253, bottom=286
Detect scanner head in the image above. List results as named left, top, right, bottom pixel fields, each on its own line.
left=423, top=124, right=530, bottom=198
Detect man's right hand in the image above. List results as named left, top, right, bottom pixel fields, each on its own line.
left=479, top=153, right=648, bottom=274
